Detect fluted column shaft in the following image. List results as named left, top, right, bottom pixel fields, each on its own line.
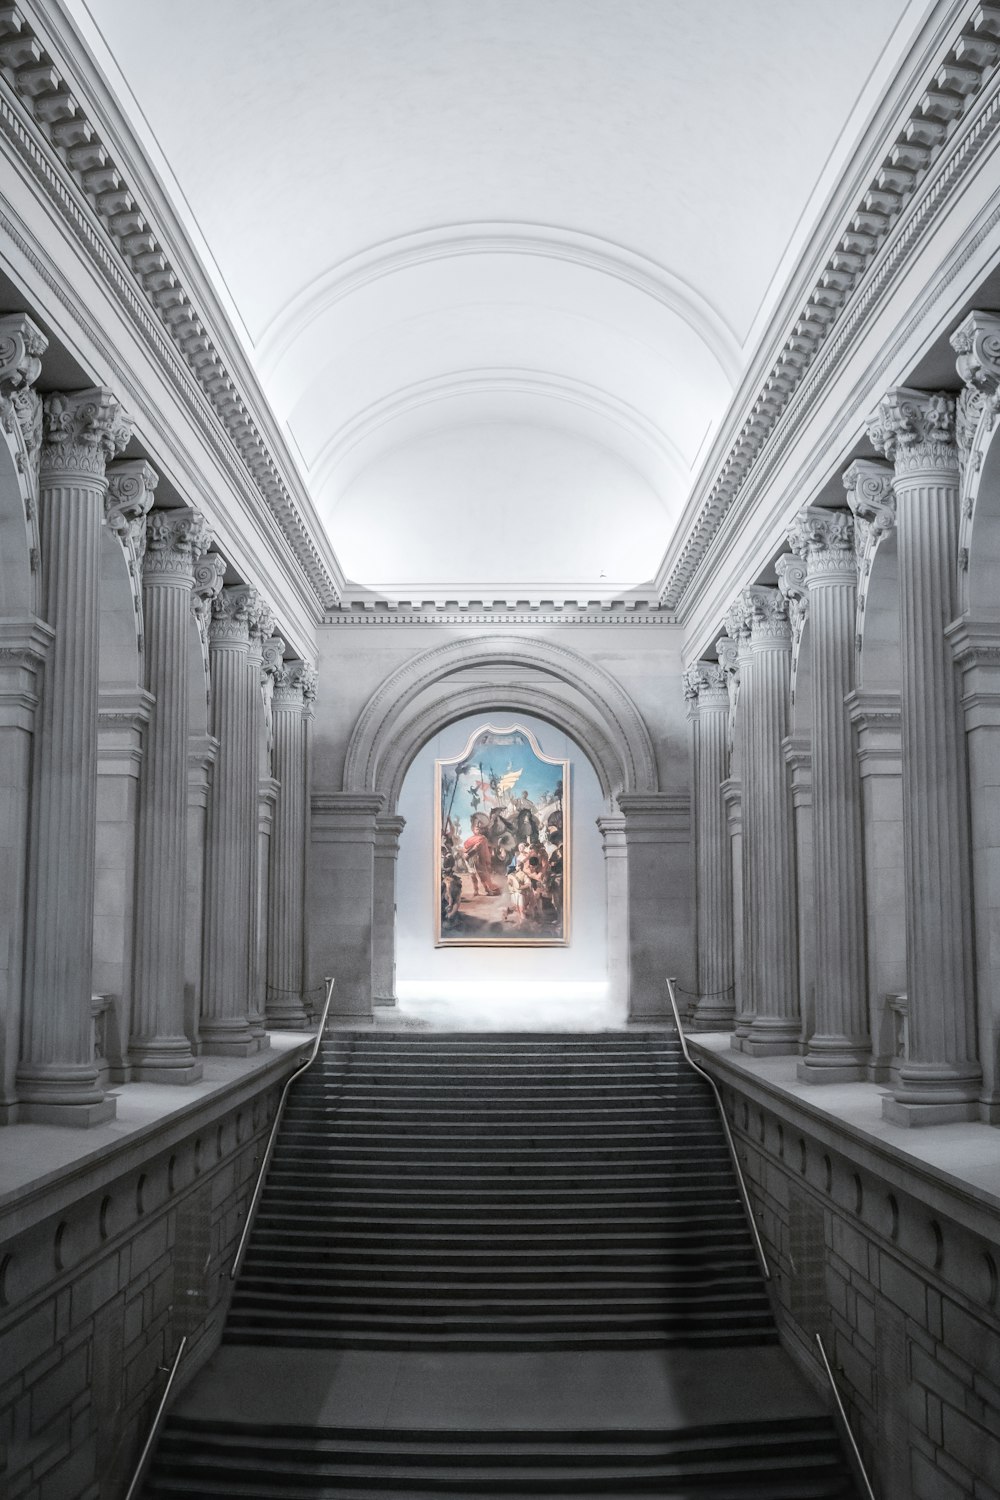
left=130, top=507, right=210, bottom=1082
left=791, top=510, right=869, bottom=1081
left=868, top=389, right=980, bottom=1123
left=742, top=589, right=799, bottom=1054
left=18, top=390, right=130, bottom=1124
left=685, top=664, right=734, bottom=1028
left=201, top=587, right=258, bottom=1054
left=719, top=626, right=753, bottom=1039
left=266, top=670, right=310, bottom=1027
left=245, top=607, right=274, bottom=1042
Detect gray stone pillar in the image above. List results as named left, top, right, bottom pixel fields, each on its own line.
left=597, top=814, right=629, bottom=1022
left=374, top=815, right=406, bottom=1006
left=245, top=602, right=275, bottom=1044
left=683, top=662, right=734, bottom=1029
left=740, top=586, right=799, bottom=1055
left=266, top=662, right=311, bottom=1028
left=720, top=616, right=755, bottom=1041
left=129, top=504, right=211, bottom=1082
left=185, top=732, right=218, bottom=1049
left=201, top=585, right=260, bottom=1055
left=868, top=389, right=980, bottom=1123
left=618, top=793, right=687, bottom=1022
left=788, top=507, right=870, bottom=1081
left=18, top=389, right=131, bottom=1124
left=312, top=792, right=384, bottom=1020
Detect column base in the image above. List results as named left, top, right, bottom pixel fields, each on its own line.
left=19, top=1096, right=117, bottom=1127
left=741, top=1017, right=801, bottom=1057
left=199, top=1019, right=264, bottom=1057
left=131, top=1060, right=204, bottom=1085
left=798, top=1059, right=868, bottom=1084
left=690, top=1007, right=735, bottom=1032
left=129, top=1037, right=204, bottom=1085
left=266, top=1010, right=311, bottom=1029
left=882, top=1096, right=980, bottom=1126
left=798, top=1038, right=869, bottom=1083
left=374, top=996, right=398, bottom=1008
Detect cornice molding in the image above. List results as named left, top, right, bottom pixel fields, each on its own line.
left=0, top=4, right=340, bottom=611
left=658, top=3, right=1000, bottom=613
left=322, top=600, right=677, bottom=626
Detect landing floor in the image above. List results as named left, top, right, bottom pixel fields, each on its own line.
left=175, top=1344, right=827, bottom=1433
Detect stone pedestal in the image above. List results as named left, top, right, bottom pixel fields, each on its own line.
left=266, top=664, right=312, bottom=1028
left=683, top=662, right=734, bottom=1029
left=789, top=507, right=869, bottom=1082
left=201, top=586, right=260, bottom=1055
left=312, top=792, right=385, bottom=1020
left=18, top=390, right=130, bottom=1125
left=740, top=587, right=800, bottom=1056
left=373, top=815, right=406, bottom=1006
left=129, top=504, right=210, bottom=1083
left=868, top=390, right=980, bottom=1123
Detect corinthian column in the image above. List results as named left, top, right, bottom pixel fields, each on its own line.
left=266, top=660, right=311, bottom=1028
left=129, top=505, right=211, bottom=1082
left=741, top=586, right=799, bottom=1055
left=201, top=585, right=260, bottom=1055
left=722, top=603, right=754, bottom=1041
left=788, top=507, right=869, bottom=1081
left=245, top=601, right=275, bottom=1044
left=867, top=389, right=980, bottom=1123
left=683, top=661, right=734, bottom=1029
left=18, top=389, right=131, bottom=1124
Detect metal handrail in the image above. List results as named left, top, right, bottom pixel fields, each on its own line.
left=230, top=976, right=336, bottom=1281
left=816, top=1334, right=878, bottom=1500
left=664, top=975, right=770, bottom=1280
left=123, top=1334, right=187, bottom=1500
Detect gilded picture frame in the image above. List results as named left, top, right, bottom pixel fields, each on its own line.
left=436, top=723, right=570, bottom=947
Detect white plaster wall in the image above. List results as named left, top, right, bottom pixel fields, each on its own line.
left=395, top=711, right=607, bottom=1000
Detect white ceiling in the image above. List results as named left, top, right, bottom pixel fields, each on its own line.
left=69, top=0, right=929, bottom=599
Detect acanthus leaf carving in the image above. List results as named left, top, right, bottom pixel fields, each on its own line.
left=786, top=506, right=856, bottom=579
left=192, top=552, right=226, bottom=631
left=866, top=387, right=957, bottom=474
left=106, top=459, right=158, bottom=558
left=0, top=313, right=47, bottom=481
left=143, top=508, right=212, bottom=579
left=744, top=584, right=792, bottom=642
left=208, top=582, right=258, bottom=644
left=41, top=388, right=132, bottom=476
left=843, top=458, right=896, bottom=560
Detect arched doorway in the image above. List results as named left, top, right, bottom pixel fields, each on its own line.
left=311, top=634, right=692, bottom=1026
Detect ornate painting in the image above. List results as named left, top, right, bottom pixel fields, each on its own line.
left=436, top=723, right=569, bottom=946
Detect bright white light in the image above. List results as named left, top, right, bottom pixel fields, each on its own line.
left=394, top=981, right=622, bottom=1032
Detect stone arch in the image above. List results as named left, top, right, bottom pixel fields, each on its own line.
left=343, top=633, right=658, bottom=806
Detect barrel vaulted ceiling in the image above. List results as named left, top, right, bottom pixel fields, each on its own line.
left=67, top=0, right=931, bottom=600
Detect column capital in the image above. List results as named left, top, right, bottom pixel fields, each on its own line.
left=143, top=508, right=212, bottom=581
left=683, top=659, right=728, bottom=706
left=843, top=457, right=895, bottom=530
left=866, top=388, right=957, bottom=475
left=209, top=583, right=258, bottom=644
left=0, top=312, right=46, bottom=466
left=106, top=459, right=158, bottom=552
left=41, top=388, right=131, bottom=477
left=192, top=551, right=226, bottom=628
left=299, top=663, right=318, bottom=717
left=248, top=595, right=276, bottom=648
left=715, top=635, right=740, bottom=681
left=951, top=309, right=1000, bottom=398
left=724, top=595, right=753, bottom=647
left=775, top=553, right=808, bottom=636
left=261, top=634, right=286, bottom=685
left=787, top=506, right=856, bottom=581
left=744, top=585, right=792, bottom=645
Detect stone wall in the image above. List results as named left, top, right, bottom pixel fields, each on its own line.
left=698, top=1043, right=1000, bottom=1500
left=0, top=1050, right=299, bottom=1500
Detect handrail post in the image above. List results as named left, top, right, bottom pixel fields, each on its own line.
left=664, top=975, right=770, bottom=1280
left=230, top=976, right=336, bottom=1282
